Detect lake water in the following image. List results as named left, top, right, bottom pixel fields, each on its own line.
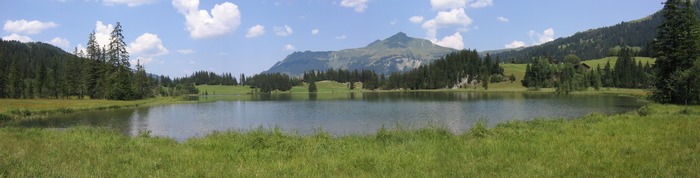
left=7, top=92, right=646, bottom=141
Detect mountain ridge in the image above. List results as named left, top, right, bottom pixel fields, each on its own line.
left=483, top=2, right=700, bottom=62
left=263, top=32, right=457, bottom=76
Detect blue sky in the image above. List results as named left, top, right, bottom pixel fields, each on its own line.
left=1, top=0, right=662, bottom=77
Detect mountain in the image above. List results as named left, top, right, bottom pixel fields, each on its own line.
left=264, top=32, right=457, bottom=76
left=486, top=2, right=700, bottom=62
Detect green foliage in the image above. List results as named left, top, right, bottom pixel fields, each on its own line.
left=247, top=73, right=301, bottom=93
left=522, top=57, right=556, bottom=88
left=308, top=81, right=318, bottom=93
left=383, top=50, right=505, bottom=90
left=653, top=0, right=700, bottom=104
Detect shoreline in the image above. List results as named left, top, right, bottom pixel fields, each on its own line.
left=1, top=87, right=650, bottom=121
left=0, top=103, right=697, bottom=176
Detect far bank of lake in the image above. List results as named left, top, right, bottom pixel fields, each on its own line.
left=4, top=92, right=646, bottom=141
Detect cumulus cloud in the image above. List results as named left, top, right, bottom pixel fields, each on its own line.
left=172, top=0, right=241, bottom=39
left=505, top=40, right=525, bottom=48
left=529, top=28, right=555, bottom=45
left=430, top=0, right=467, bottom=10
left=245, top=24, right=265, bottom=38
left=94, top=21, right=114, bottom=48
left=127, top=33, right=169, bottom=64
left=422, top=8, right=472, bottom=41
left=4, top=19, right=58, bottom=35
left=409, top=16, right=424, bottom=24
left=433, top=32, right=463, bottom=50
left=311, top=29, right=319, bottom=35
left=2, top=33, right=33, bottom=43
left=282, top=44, right=295, bottom=51
left=421, top=8, right=472, bottom=31
left=103, top=0, right=159, bottom=7
left=49, top=37, right=71, bottom=50
left=336, top=35, right=347, bottom=40
left=497, top=16, right=509, bottom=22
left=470, top=0, right=493, bottom=8
left=177, top=49, right=195, bottom=54
left=340, top=0, right=368, bottom=12
left=274, top=25, right=293, bottom=36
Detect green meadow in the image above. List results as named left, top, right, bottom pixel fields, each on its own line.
left=0, top=103, right=697, bottom=177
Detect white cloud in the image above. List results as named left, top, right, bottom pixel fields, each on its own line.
left=311, top=28, right=319, bottom=35
left=103, top=0, right=159, bottom=7
left=421, top=8, right=472, bottom=31
left=409, top=16, right=424, bottom=24
left=505, top=40, right=525, bottom=48
left=433, top=32, right=463, bottom=50
left=274, top=25, right=293, bottom=36
left=245, top=24, right=265, bottom=38
left=282, top=44, right=295, bottom=51
left=94, top=21, right=114, bottom=48
left=127, top=33, right=169, bottom=64
left=470, top=0, right=493, bottom=8
left=389, top=19, right=398, bottom=25
left=3, top=19, right=58, bottom=35
left=49, top=37, right=71, bottom=50
left=340, top=0, right=368, bottom=12
left=497, top=16, right=509, bottom=22
left=430, top=0, right=467, bottom=10
left=172, top=0, right=241, bottom=39
left=336, top=35, right=347, bottom=40
left=177, top=49, right=195, bottom=54
left=422, top=8, right=472, bottom=41
left=529, top=28, right=555, bottom=45
left=2, top=33, right=33, bottom=43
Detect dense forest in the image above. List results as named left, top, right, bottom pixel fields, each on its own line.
left=383, top=50, right=507, bottom=90
left=173, top=71, right=238, bottom=86
left=0, top=22, right=198, bottom=100
left=521, top=49, right=654, bottom=94
left=299, top=49, right=508, bottom=91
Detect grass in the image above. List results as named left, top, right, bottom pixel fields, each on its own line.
left=0, top=103, right=698, bottom=177
left=582, top=56, right=656, bottom=69
left=0, top=97, right=188, bottom=120
left=196, top=85, right=253, bottom=95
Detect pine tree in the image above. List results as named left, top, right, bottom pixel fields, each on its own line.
left=653, top=0, right=700, bottom=103
left=34, top=61, right=47, bottom=98
left=108, top=22, right=130, bottom=68
left=0, top=56, right=6, bottom=98
left=308, top=81, right=317, bottom=92
left=107, top=22, right=134, bottom=100
left=7, top=58, right=22, bottom=98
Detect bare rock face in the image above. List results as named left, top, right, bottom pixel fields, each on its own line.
left=264, top=32, right=457, bottom=76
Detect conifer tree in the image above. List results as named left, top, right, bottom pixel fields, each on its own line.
left=653, top=0, right=700, bottom=103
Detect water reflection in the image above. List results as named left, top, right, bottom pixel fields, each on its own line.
left=4, top=92, right=646, bottom=141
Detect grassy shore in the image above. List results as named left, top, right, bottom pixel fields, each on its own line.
left=0, top=103, right=697, bottom=177
left=0, top=97, right=188, bottom=120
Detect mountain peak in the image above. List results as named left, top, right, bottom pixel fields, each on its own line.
left=384, top=32, right=410, bottom=44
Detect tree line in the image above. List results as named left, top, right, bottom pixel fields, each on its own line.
left=299, top=49, right=510, bottom=91
left=0, top=22, right=197, bottom=100
left=173, top=71, right=238, bottom=86
left=521, top=49, right=654, bottom=94
left=383, top=50, right=508, bottom=90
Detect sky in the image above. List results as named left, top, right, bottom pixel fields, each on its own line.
left=1, top=0, right=663, bottom=78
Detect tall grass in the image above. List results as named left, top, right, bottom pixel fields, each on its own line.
left=0, top=103, right=697, bottom=177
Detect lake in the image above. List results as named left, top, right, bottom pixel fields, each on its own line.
left=7, top=92, right=646, bottom=141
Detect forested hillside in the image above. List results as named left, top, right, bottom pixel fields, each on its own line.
left=488, top=1, right=700, bottom=62
left=0, top=22, right=197, bottom=100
